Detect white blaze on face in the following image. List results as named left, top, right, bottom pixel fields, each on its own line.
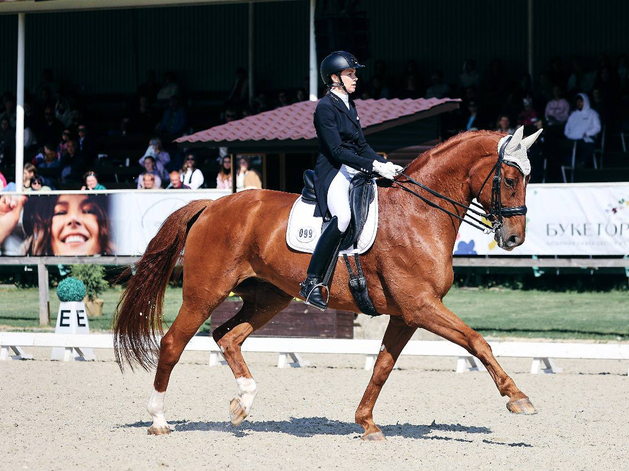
left=235, top=377, right=258, bottom=415
left=147, top=389, right=170, bottom=430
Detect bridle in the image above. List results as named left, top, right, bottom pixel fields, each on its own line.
left=391, top=136, right=528, bottom=233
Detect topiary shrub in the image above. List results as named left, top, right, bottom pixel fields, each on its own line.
left=57, top=277, right=87, bottom=302
left=69, top=264, right=109, bottom=302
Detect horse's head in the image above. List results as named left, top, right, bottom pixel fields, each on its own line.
left=471, top=126, right=542, bottom=251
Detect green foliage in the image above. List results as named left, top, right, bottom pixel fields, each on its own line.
left=56, top=277, right=86, bottom=302
left=69, top=264, right=109, bottom=301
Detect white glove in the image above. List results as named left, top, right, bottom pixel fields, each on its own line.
left=372, top=161, right=404, bottom=180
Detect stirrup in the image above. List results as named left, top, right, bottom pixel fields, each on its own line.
left=300, top=280, right=330, bottom=311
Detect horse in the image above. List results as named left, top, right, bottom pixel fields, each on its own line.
left=114, top=126, right=542, bottom=440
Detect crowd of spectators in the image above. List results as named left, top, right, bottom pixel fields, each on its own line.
left=1, top=55, right=628, bottom=190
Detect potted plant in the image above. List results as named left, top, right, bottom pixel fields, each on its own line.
left=69, top=264, right=108, bottom=317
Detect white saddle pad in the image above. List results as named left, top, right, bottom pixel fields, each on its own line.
left=286, top=189, right=379, bottom=256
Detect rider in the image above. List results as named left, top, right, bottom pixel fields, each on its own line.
left=299, top=51, right=404, bottom=310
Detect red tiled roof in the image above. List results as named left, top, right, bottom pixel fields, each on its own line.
left=176, top=97, right=460, bottom=146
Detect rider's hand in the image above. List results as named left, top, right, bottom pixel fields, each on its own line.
left=372, top=161, right=404, bottom=180
left=0, top=195, right=27, bottom=245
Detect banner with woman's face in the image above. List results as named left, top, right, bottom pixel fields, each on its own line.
left=0, top=190, right=230, bottom=256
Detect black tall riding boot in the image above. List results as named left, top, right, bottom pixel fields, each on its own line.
left=299, top=217, right=344, bottom=310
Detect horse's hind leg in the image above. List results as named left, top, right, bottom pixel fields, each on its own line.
left=355, top=316, right=416, bottom=441
left=148, top=282, right=233, bottom=435
left=212, top=279, right=293, bottom=426
left=413, top=298, right=536, bottom=414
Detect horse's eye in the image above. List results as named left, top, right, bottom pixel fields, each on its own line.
left=505, top=178, right=515, bottom=188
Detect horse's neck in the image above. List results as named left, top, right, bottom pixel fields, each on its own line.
left=390, top=134, right=494, bottom=240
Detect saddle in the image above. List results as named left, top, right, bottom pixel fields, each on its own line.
left=301, top=170, right=375, bottom=252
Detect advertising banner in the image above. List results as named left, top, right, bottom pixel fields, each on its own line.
left=0, top=190, right=229, bottom=257
left=1, top=184, right=628, bottom=257
left=455, top=183, right=629, bottom=256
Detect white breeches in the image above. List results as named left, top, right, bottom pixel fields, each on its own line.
left=327, top=165, right=355, bottom=232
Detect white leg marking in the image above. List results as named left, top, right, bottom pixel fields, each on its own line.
left=147, top=389, right=171, bottom=430
left=235, top=377, right=258, bottom=415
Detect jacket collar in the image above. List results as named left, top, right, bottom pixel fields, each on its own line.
left=326, top=91, right=359, bottom=128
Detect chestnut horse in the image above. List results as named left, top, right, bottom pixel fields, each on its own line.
left=114, top=128, right=541, bottom=440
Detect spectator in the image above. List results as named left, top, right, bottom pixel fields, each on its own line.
left=36, top=142, right=61, bottom=174
left=459, top=59, right=480, bottom=91
left=495, top=115, right=515, bottom=135
left=23, top=101, right=40, bottom=150
left=369, top=76, right=390, bottom=99
left=398, top=75, right=422, bottom=99
left=591, top=87, right=613, bottom=125
left=545, top=86, right=570, bottom=126
left=27, top=175, right=51, bottom=192
left=166, top=170, right=190, bottom=189
left=82, top=171, right=106, bottom=191
left=136, top=156, right=163, bottom=189
left=37, top=88, right=55, bottom=118
left=54, top=95, right=72, bottom=127
left=564, top=93, right=601, bottom=167
left=140, top=172, right=157, bottom=190
left=483, top=58, right=508, bottom=117
left=216, top=155, right=232, bottom=190
left=139, top=138, right=170, bottom=175
left=76, top=124, right=96, bottom=163
left=129, top=95, right=156, bottom=135
left=60, top=139, right=79, bottom=182
left=23, top=163, right=37, bottom=191
left=155, top=95, right=186, bottom=138
left=236, top=156, right=261, bottom=191
left=548, top=56, right=568, bottom=89
left=226, top=67, right=248, bottom=106
left=40, top=106, right=64, bottom=148
left=295, top=88, right=307, bottom=102
left=252, top=93, right=269, bottom=114
left=137, top=70, right=160, bottom=103
left=33, top=68, right=60, bottom=99
left=277, top=90, right=290, bottom=108
left=426, top=71, right=451, bottom=99
left=517, top=97, right=538, bottom=127
left=567, top=57, right=595, bottom=95
left=0, top=95, right=16, bottom=129
left=156, top=71, right=181, bottom=102
left=462, top=101, right=483, bottom=131
left=181, top=152, right=204, bottom=189
left=0, top=117, right=15, bottom=168
left=57, top=129, right=72, bottom=158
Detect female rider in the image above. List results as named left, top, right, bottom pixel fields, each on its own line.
left=299, top=51, right=403, bottom=310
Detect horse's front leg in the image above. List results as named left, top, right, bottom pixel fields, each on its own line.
left=355, top=315, right=416, bottom=441
left=409, top=297, right=536, bottom=414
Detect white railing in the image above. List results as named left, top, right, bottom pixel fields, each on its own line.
left=1, top=332, right=628, bottom=375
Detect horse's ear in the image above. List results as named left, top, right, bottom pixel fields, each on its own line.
left=521, top=128, right=543, bottom=150
left=506, top=126, right=524, bottom=152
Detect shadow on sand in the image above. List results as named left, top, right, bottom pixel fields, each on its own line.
left=119, top=417, right=533, bottom=446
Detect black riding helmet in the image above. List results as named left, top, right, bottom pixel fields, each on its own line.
left=320, top=51, right=365, bottom=90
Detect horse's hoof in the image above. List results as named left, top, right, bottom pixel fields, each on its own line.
left=230, top=397, right=247, bottom=426
left=361, top=431, right=387, bottom=441
left=147, top=425, right=171, bottom=435
left=507, top=397, right=538, bottom=415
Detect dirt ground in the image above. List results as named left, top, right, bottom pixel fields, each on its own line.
left=1, top=346, right=628, bottom=471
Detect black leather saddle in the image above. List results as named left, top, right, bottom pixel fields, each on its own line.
left=301, top=170, right=375, bottom=252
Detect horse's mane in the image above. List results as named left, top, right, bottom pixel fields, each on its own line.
left=405, top=130, right=503, bottom=174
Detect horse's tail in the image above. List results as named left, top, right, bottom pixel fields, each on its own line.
left=113, top=199, right=211, bottom=371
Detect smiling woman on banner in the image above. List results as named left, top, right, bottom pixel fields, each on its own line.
left=21, top=194, right=113, bottom=256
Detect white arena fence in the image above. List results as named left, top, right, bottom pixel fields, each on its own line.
left=1, top=333, right=628, bottom=375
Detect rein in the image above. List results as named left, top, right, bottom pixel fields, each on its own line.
left=391, top=136, right=528, bottom=234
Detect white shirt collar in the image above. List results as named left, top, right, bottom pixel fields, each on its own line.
left=331, top=88, right=350, bottom=109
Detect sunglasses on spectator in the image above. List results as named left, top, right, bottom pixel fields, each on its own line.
left=78, top=128, right=86, bottom=132
left=186, top=157, right=195, bottom=161
left=32, top=180, right=42, bottom=186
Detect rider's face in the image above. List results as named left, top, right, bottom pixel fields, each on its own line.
left=335, top=69, right=357, bottom=94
